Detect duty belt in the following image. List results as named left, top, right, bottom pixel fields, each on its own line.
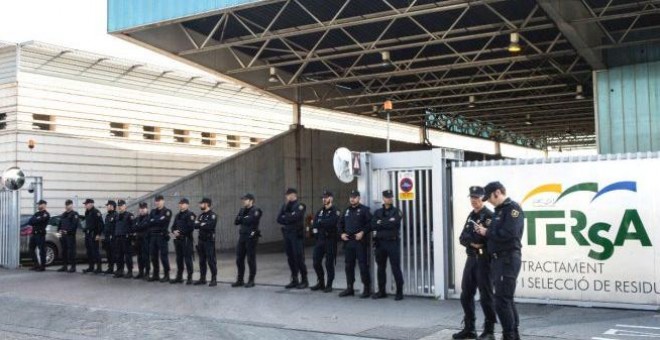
left=491, top=250, right=519, bottom=259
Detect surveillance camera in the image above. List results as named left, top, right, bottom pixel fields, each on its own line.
left=28, top=182, right=35, bottom=194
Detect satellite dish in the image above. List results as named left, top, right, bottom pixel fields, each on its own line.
left=333, top=147, right=354, bottom=183
left=2, top=167, right=26, bottom=191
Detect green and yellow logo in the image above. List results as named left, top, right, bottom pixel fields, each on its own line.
left=522, top=181, right=652, bottom=260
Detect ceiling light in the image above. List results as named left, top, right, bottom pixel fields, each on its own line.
left=268, top=67, right=279, bottom=83
left=381, top=51, right=391, bottom=67
left=468, top=95, right=476, bottom=108
left=508, top=33, right=521, bottom=53
left=575, top=85, right=585, bottom=100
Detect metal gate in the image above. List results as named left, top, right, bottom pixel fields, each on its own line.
left=0, top=188, right=21, bottom=269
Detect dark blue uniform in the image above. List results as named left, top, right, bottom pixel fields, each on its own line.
left=147, top=207, right=172, bottom=280
left=172, top=209, right=196, bottom=282
left=133, top=213, right=151, bottom=279
left=58, top=210, right=79, bottom=271
left=28, top=210, right=50, bottom=269
left=113, top=210, right=135, bottom=276
left=458, top=207, right=496, bottom=330
left=83, top=208, right=103, bottom=272
left=277, top=200, right=308, bottom=283
left=486, top=198, right=524, bottom=339
left=195, top=210, right=218, bottom=282
left=103, top=211, right=117, bottom=273
left=339, top=204, right=372, bottom=291
left=234, top=206, right=262, bottom=284
left=372, top=205, right=404, bottom=297
left=311, top=205, right=339, bottom=289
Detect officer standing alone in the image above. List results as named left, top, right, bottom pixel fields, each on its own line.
left=147, top=195, right=173, bottom=282
left=171, top=198, right=196, bottom=285
left=113, top=200, right=135, bottom=278
left=338, top=190, right=373, bottom=298
left=310, top=190, right=339, bottom=293
left=277, top=188, right=308, bottom=289
left=102, top=200, right=118, bottom=274
left=232, top=193, right=262, bottom=288
left=371, top=190, right=404, bottom=301
left=57, top=199, right=79, bottom=273
left=453, top=186, right=496, bottom=340
left=476, top=182, right=524, bottom=340
left=195, top=198, right=218, bottom=287
left=28, top=200, right=50, bottom=272
left=82, top=199, right=103, bottom=274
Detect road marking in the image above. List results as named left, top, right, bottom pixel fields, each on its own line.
left=592, top=337, right=619, bottom=340
left=604, top=328, right=660, bottom=338
left=616, top=325, right=660, bottom=330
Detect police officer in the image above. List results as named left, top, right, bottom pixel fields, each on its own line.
left=453, top=186, right=496, bottom=340
left=476, top=182, right=524, bottom=340
left=147, top=195, right=172, bottom=282
left=28, top=200, right=50, bottom=271
left=57, top=199, right=79, bottom=273
left=171, top=198, right=196, bottom=285
left=113, top=200, right=135, bottom=278
left=102, top=200, right=118, bottom=274
left=133, top=202, right=151, bottom=280
left=194, top=198, right=218, bottom=287
left=82, top=199, right=103, bottom=274
left=371, top=190, right=404, bottom=301
left=338, top=190, right=373, bottom=298
left=232, top=193, right=262, bottom=288
left=309, top=190, right=339, bottom=293
left=277, top=188, right=308, bottom=289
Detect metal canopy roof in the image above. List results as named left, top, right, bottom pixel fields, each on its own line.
left=111, top=0, right=660, bottom=149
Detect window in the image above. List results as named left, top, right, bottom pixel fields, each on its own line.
left=227, top=135, right=241, bottom=148
left=110, top=122, right=129, bottom=137
left=249, top=137, right=263, bottom=147
left=173, top=129, right=190, bottom=143
left=143, top=126, right=160, bottom=140
left=32, top=114, right=54, bottom=131
left=201, top=132, right=216, bottom=146
left=0, top=113, right=6, bottom=130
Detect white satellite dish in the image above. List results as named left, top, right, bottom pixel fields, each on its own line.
left=333, top=147, right=354, bottom=183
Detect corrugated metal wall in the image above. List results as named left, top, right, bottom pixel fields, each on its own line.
left=596, top=60, right=660, bottom=154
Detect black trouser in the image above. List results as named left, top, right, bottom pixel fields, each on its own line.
left=374, top=239, right=404, bottom=292
left=236, top=234, right=258, bottom=281
left=114, top=235, right=133, bottom=273
left=197, top=238, right=217, bottom=279
left=29, top=233, right=46, bottom=267
left=84, top=232, right=100, bottom=268
left=283, top=230, right=306, bottom=279
left=149, top=234, right=170, bottom=275
left=491, top=251, right=521, bottom=335
left=344, top=239, right=370, bottom=287
left=460, top=254, right=496, bottom=324
left=312, top=237, right=336, bottom=285
left=136, top=234, right=150, bottom=275
left=102, top=236, right=114, bottom=270
left=174, top=236, right=194, bottom=278
left=60, top=234, right=76, bottom=267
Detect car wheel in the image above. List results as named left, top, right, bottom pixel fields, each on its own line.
left=45, top=243, right=58, bottom=267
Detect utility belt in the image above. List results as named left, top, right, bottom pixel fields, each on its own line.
left=32, top=230, right=46, bottom=235
left=114, top=234, right=128, bottom=239
left=491, top=249, right=520, bottom=260
left=174, top=234, right=193, bottom=240
left=199, top=232, right=215, bottom=241
left=375, top=236, right=399, bottom=241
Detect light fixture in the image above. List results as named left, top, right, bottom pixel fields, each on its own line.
left=268, top=67, right=279, bottom=83
left=372, top=105, right=379, bottom=113
left=383, top=99, right=393, bottom=110
left=575, top=85, right=585, bottom=100
left=468, top=95, right=476, bottom=108
left=525, top=114, right=533, bottom=125
left=381, top=51, right=391, bottom=67
left=508, top=33, right=521, bottom=53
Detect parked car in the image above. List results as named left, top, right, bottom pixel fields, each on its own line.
left=20, top=214, right=87, bottom=267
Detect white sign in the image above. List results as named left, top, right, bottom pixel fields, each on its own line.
left=398, top=172, right=415, bottom=201
left=452, top=158, right=660, bottom=307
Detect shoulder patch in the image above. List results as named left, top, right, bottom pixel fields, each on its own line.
left=336, top=210, right=340, bottom=216
left=211, top=214, right=216, bottom=220
left=166, top=211, right=171, bottom=217
left=485, top=219, right=492, bottom=226
left=511, top=209, right=520, bottom=218
left=254, top=210, right=260, bottom=217
left=191, top=215, right=195, bottom=221
left=298, top=205, right=304, bottom=211
left=97, top=212, right=101, bottom=217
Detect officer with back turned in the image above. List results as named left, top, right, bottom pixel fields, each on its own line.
left=232, top=193, right=262, bottom=288
left=338, top=190, right=373, bottom=298
left=147, top=195, right=172, bottom=282
left=309, top=190, right=339, bottom=293
left=453, top=186, right=496, bottom=340
left=82, top=199, right=103, bottom=274
left=132, top=202, right=151, bottom=280
left=277, top=188, right=308, bottom=289
left=57, top=199, right=79, bottom=273
left=113, top=200, right=135, bottom=278
left=195, top=197, right=218, bottom=287
left=371, top=189, right=404, bottom=301
left=476, top=182, right=524, bottom=340
left=171, top=198, right=196, bottom=285
left=28, top=199, right=50, bottom=272
left=102, top=200, right=118, bottom=274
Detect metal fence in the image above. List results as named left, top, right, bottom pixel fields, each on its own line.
left=0, top=188, right=20, bottom=268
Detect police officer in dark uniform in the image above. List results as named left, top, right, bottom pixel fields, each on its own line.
left=82, top=199, right=103, bottom=274
left=133, top=202, right=151, bottom=280
left=453, top=186, right=497, bottom=340
left=476, top=182, right=524, bottom=340
left=309, top=190, right=339, bottom=293
left=102, top=200, right=118, bottom=274
left=338, top=190, right=373, bottom=298
left=28, top=200, right=50, bottom=271
left=57, top=199, right=79, bottom=273
left=147, top=195, right=172, bottom=282
left=232, top=193, right=262, bottom=288
left=194, top=198, right=218, bottom=287
left=277, top=188, right=309, bottom=289
left=113, top=200, right=135, bottom=278
left=171, top=198, right=196, bottom=285
left=371, top=189, right=405, bottom=301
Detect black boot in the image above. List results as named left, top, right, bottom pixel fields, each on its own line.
left=245, top=279, right=255, bottom=288
left=124, top=270, right=133, bottom=279
left=209, top=276, right=217, bottom=287
left=113, top=270, right=124, bottom=278
left=296, top=276, right=309, bottom=289
left=371, top=290, right=387, bottom=299
left=359, top=286, right=371, bottom=299
left=159, top=272, right=170, bottom=283
left=67, top=266, right=76, bottom=273
left=35, top=266, right=45, bottom=272
left=323, top=281, right=333, bottom=293
left=57, top=266, right=67, bottom=272
left=477, top=321, right=496, bottom=340
left=186, top=274, right=193, bottom=285
left=148, top=273, right=160, bottom=282
left=135, top=271, right=144, bottom=279
left=452, top=319, right=477, bottom=339
left=310, top=279, right=325, bottom=291
left=502, top=332, right=517, bottom=340
left=285, top=277, right=299, bottom=289
left=94, top=263, right=102, bottom=274
left=231, top=278, right=245, bottom=287
left=395, top=286, right=404, bottom=301
left=338, top=285, right=354, bottom=297
left=104, top=264, right=114, bottom=275
left=82, top=266, right=94, bottom=274
left=194, top=277, right=207, bottom=285
left=170, top=273, right=184, bottom=284
left=514, top=328, right=521, bottom=340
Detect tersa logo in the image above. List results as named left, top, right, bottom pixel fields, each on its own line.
left=522, top=181, right=652, bottom=261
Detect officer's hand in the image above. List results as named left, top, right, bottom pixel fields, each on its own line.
left=470, top=243, right=483, bottom=249
left=475, top=225, right=487, bottom=236
left=173, top=230, right=180, bottom=237
left=355, top=231, right=364, bottom=241
left=95, top=235, right=100, bottom=241
left=341, top=233, right=349, bottom=241
left=389, top=217, right=396, bottom=222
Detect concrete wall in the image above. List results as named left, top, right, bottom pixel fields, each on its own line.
left=137, top=126, right=423, bottom=250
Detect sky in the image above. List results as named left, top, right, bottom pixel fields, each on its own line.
left=0, top=0, right=210, bottom=74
